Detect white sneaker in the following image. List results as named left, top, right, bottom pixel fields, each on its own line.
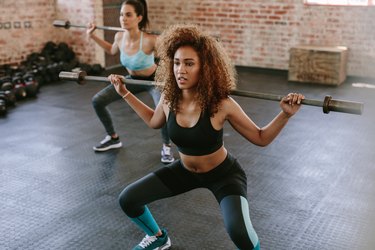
left=93, top=135, right=122, bottom=152
left=161, top=144, right=174, bottom=164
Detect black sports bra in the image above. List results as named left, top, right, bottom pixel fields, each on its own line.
left=167, top=111, right=223, bottom=156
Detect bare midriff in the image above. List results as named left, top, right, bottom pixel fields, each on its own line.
left=179, top=146, right=227, bottom=173
left=127, top=64, right=157, bottom=77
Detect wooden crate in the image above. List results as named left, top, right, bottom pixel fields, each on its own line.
left=288, top=45, right=348, bottom=85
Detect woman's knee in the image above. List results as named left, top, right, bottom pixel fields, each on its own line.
left=118, top=187, right=134, bottom=215
left=92, top=93, right=103, bottom=109
left=118, top=173, right=173, bottom=218
left=118, top=185, right=144, bottom=217
left=221, top=195, right=259, bottom=249
left=92, top=85, right=117, bottom=109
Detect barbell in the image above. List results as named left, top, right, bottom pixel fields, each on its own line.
left=59, top=71, right=364, bottom=115
left=52, top=20, right=221, bottom=39
left=53, top=20, right=125, bottom=32
left=53, top=20, right=161, bottom=34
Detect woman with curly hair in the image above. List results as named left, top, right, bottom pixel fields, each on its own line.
left=109, top=24, right=304, bottom=249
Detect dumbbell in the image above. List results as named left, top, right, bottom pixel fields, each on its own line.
left=23, top=72, right=39, bottom=97
left=0, top=90, right=16, bottom=106
left=12, top=75, right=27, bottom=100
left=0, top=95, right=8, bottom=116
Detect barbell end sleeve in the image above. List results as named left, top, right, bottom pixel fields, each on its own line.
left=327, top=98, right=364, bottom=115
left=323, top=95, right=332, bottom=114
left=59, top=71, right=77, bottom=81
left=77, top=71, right=87, bottom=85
left=53, top=20, right=70, bottom=29
left=59, top=71, right=86, bottom=85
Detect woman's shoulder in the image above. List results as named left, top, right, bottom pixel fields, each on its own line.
left=141, top=32, right=157, bottom=51
left=143, top=30, right=158, bottom=38
left=220, top=96, right=235, bottom=106
left=218, top=96, right=240, bottom=113
left=113, top=32, right=125, bottom=44
left=142, top=32, right=157, bottom=43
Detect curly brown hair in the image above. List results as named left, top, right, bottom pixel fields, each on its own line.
left=155, top=24, right=237, bottom=116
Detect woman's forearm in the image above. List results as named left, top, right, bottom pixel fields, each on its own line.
left=121, top=91, right=160, bottom=128
left=258, top=111, right=291, bottom=146
left=89, top=34, right=113, bottom=54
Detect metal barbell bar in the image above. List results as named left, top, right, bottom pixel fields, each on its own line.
left=59, top=70, right=159, bottom=87
left=53, top=19, right=125, bottom=32
left=52, top=20, right=223, bottom=38
left=53, top=20, right=161, bottom=34
left=59, top=71, right=364, bottom=115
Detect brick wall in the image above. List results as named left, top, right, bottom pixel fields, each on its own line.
left=102, top=1, right=122, bottom=67
left=55, top=0, right=104, bottom=64
left=1, top=0, right=374, bottom=78
left=0, top=0, right=56, bottom=65
left=0, top=0, right=103, bottom=66
left=147, top=0, right=375, bottom=79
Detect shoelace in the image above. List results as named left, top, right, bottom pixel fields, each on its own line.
left=139, top=235, right=158, bottom=248
left=163, top=146, right=171, bottom=156
left=100, top=135, right=112, bottom=144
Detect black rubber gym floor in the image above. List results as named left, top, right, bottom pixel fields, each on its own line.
left=1, top=67, right=375, bottom=250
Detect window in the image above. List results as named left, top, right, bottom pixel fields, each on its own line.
left=304, top=0, right=374, bottom=6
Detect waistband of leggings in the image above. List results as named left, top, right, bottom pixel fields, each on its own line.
left=126, top=71, right=155, bottom=81
left=189, top=153, right=236, bottom=180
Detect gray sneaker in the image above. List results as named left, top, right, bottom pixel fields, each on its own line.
left=93, top=135, right=122, bottom=152
left=161, top=144, right=174, bottom=164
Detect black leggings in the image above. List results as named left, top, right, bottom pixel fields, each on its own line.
left=119, top=153, right=260, bottom=249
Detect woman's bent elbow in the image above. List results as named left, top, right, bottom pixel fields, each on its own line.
left=148, top=119, right=165, bottom=129
left=150, top=124, right=163, bottom=129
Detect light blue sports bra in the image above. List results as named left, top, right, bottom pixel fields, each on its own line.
left=120, top=32, right=155, bottom=71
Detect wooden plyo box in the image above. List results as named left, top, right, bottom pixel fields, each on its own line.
left=288, top=45, right=348, bottom=85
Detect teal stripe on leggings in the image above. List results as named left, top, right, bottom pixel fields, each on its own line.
left=240, top=196, right=260, bottom=249
left=253, top=241, right=260, bottom=250
left=130, top=206, right=160, bottom=236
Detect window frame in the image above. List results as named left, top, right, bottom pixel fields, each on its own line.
left=304, top=0, right=374, bottom=6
